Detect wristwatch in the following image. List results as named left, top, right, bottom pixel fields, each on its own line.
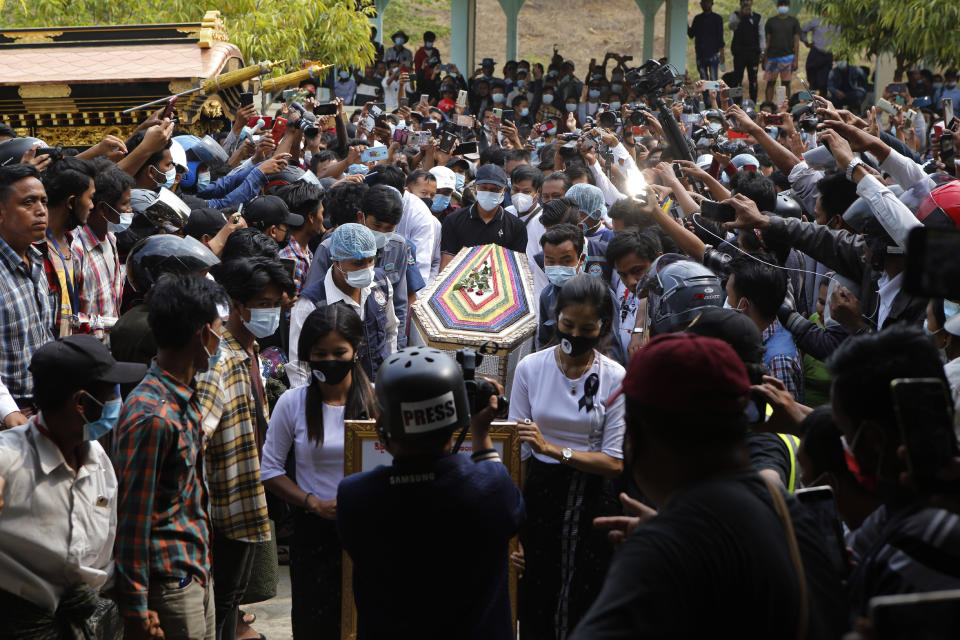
left=560, top=447, right=574, bottom=464
left=845, top=157, right=865, bottom=181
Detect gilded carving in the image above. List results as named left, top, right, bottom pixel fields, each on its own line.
left=1, top=31, right=63, bottom=44
left=18, top=84, right=72, bottom=99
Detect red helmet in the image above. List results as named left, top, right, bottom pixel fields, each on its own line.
left=917, top=179, right=960, bottom=229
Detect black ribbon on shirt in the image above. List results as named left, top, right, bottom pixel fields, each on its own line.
left=579, top=373, right=600, bottom=413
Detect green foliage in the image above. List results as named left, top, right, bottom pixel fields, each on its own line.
left=383, top=0, right=450, bottom=43
left=0, top=0, right=376, bottom=77
left=811, top=0, right=960, bottom=73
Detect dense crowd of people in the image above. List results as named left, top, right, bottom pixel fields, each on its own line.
left=0, top=6, right=959, bottom=640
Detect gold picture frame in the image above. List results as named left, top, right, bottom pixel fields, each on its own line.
left=340, top=419, right=522, bottom=640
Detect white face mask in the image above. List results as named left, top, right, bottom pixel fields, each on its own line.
left=371, top=229, right=393, bottom=249
left=476, top=190, right=504, bottom=211
left=341, top=264, right=374, bottom=288
left=512, top=192, right=535, bottom=214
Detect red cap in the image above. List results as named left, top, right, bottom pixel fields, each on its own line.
left=607, top=333, right=751, bottom=413
left=438, top=98, right=456, bottom=113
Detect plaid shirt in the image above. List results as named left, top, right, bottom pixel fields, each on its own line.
left=113, top=362, right=211, bottom=620
left=278, top=234, right=311, bottom=296
left=762, top=318, right=805, bottom=404
left=0, top=237, right=55, bottom=400
left=195, top=331, right=271, bottom=543
left=71, top=225, right=123, bottom=342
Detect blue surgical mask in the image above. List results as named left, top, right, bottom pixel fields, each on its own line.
left=431, top=194, right=451, bottom=212
left=82, top=386, right=122, bottom=441
left=454, top=173, right=465, bottom=191
left=542, top=94, right=555, bottom=105
left=348, top=164, right=369, bottom=176
left=612, top=83, right=623, bottom=93
left=517, top=79, right=526, bottom=88
left=777, top=5, right=789, bottom=14
left=394, top=37, right=405, bottom=45
left=108, top=211, right=134, bottom=234
left=492, top=93, right=506, bottom=104
left=339, top=71, right=350, bottom=79
left=609, top=101, right=621, bottom=111
left=566, top=103, right=578, bottom=112
left=589, top=89, right=601, bottom=100
left=476, top=190, right=504, bottom=211
left=196, top=172, right=211, bottom=191
left=837, top=61, right=848, bottom=70
left=153, top=166, right=176, bottom=189
left=450, top=72, right=458, bottom=78
left=425, top=42, right=433, bottom=49
left=545, top=265, right=579, bottom=288
left=244, top=307, right=281, bottom=339
left=520, top=107, right=530, bottom=117
left=341, top=265, right=375, bottom=288
left=204, top=327, right=223, bottom=370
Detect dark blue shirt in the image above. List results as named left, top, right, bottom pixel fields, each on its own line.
left=688, top=11, right=725, bottom=60
left=337, top=452, right=524, bottom=640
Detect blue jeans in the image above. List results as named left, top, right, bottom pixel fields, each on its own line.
left=697, top=54, right=720, bottom=82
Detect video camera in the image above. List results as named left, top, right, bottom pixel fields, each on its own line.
left=625, top=59, right=681, bottom=98
left=455, top=348, right=509, bottom=419
left=290, top=102, right=319, bottom=136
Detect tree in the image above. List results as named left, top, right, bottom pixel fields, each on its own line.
left=810, top=0, right=960, bottom=78
left=0, top=0, right=377, bottom=77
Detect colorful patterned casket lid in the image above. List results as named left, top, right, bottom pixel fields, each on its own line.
left=412, top=243, right=536, bottom=354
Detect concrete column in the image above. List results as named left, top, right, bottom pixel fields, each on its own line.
left=665, top=0, right=689, bottom=73
left=451, top=0, right=477, bottom=78
left=635, top=0, right=664, bottom=63
left=371, top=0, right=391, bottom=44
left=498, top=0, right=527, bottom=63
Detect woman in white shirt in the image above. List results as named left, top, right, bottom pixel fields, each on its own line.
left=510, top=274, right=626, bottom=640
left=261, top=304, right=375, bottom=639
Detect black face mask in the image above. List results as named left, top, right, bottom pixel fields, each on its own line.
left=556, top=329, right=600, bottom=357
left=421, top=196, right=434, bottom=210
left=310, top=360, right=353, bottom=386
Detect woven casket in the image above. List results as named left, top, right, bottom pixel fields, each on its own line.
left=412, top=243, right=537, bottom=393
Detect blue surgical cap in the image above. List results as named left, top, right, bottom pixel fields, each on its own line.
left=330, top=223, right=377, bottom=261
left=566, top=183, right=607, bottom=220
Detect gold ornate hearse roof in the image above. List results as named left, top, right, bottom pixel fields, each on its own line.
left=0, top=11, right=244, bottom=136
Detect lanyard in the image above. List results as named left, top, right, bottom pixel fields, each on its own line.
left=46, top=230, right=79, bottom=313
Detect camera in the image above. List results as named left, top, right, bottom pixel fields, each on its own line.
left=456, top=348, right=509, bottom=419
left=290, top=102, right=319, bottom=136
left=625, top=59, right=680, bottom=98
left=710, top=139, right=747, bottom=156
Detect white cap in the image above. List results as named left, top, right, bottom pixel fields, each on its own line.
left=429, top=165, right=457, bottom=191
left=695, top=154, right=713, bottom=170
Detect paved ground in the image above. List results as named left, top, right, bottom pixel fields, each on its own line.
left=245, top=569, right=293, bottom=640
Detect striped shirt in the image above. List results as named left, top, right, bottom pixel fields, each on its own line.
left=113, top=362, right=211, bottom=620
left=196, top=331, right=271, bottom=543
left=278, top=234, right=311, bottom=296
left=71, top=225, right=123, bottom=342
left=39, top=233, right=78, bottom=337
left=0, top=236, right=55, bottom=401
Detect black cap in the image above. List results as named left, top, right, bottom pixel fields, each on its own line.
left=243, top=195, right=304, bottom=229
left=684, top=307, right=765, bottom=365
left=184, top=207, right=227, bottom=241
left=30, top=334, right=147, bottom=388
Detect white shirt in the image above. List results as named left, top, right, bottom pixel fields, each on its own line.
left=614, top=279, right=638, bottom=356
left=287, top=267, right=399, bottom=388
left=381, top=75, right=412, bottom=111
left=505, top=205, right=548, bottom=307
left=398, top=190, right=441, bottom=287
left=508, top=347, right=626, bottom=464
left=261, top=387, right=345, bottom=501
left=855, top=173, right=921, bottom=251
left=0, top=418, right=117, bottom=610
left=876, top=271, right=904, bottom=329
left=0, top=375, right=16, bottom=421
